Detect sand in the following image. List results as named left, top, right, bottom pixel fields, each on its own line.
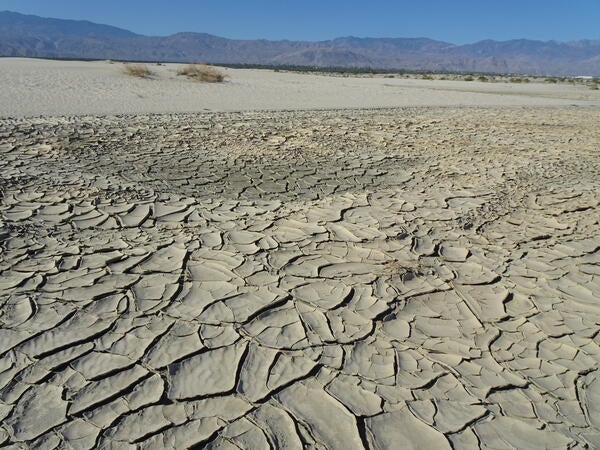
left=1, top=58, right=600, bottom=117
left=1, top=59, right=600, bottom=449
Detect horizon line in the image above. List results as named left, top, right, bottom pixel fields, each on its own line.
left=2, top=10, right=598, bottom=46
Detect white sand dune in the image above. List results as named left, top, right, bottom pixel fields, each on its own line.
left=1, top=58, right=599, bottom=117
left=1, top=59, right=599, bottom=449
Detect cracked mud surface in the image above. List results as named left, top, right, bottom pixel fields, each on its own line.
left=1, top=106, right=599, bottom=449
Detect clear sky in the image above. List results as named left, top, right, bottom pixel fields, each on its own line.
left=1, top=0, right=599, bottom=44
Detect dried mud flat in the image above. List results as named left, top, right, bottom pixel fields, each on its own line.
left=1, top=106, right=599, bottom=449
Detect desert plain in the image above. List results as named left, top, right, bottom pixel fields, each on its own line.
left=0, top=58, right=600, bottom=449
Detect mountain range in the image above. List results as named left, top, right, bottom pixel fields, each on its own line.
left=1, top=11, right=599, bottom=76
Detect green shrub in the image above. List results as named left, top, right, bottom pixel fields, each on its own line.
left=463, top=75, right=474, bottom=81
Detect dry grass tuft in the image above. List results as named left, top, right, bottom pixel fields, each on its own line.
left=124, top=63, right=153, bottom=79
left=178, top=63, right=227, bottom=82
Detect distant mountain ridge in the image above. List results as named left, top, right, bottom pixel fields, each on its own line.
left=1, top=11, right=599, bottom=75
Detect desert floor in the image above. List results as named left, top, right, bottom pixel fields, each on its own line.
left=1, top=58, right=600, bottom=117
left=0, top=59, right=600, bottom=449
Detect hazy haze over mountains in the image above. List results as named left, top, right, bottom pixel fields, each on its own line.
left=1, top=11, right=599, bottom=75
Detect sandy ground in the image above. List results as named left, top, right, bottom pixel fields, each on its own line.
left=1, top=58, right=600, bottom=117
left=1, top=59, right=600, bottom=449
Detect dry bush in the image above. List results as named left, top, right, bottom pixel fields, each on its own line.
left=124, top=63, right=153, bottom=78
left=178, top=63, right=227, bottom=82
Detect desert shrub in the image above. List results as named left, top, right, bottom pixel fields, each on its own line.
left=510, top=77, right=529, bottom=83
left=384, top=74, right=395, bottom=78
left=590, top=83, right=599, bottom=90
left=545, top=78, right=558, bottom=83
left=124, top=63, right=153, bottom=78
left=178, top=63, right=227, bottom=82
left=478, top=76, right=488, bottom=82
left=421, top=74, right=433, bottom=80
left=463, top=75, right=474, bottom=81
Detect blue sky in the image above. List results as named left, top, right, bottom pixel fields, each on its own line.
left=1, top=0, right=599, bottom=43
